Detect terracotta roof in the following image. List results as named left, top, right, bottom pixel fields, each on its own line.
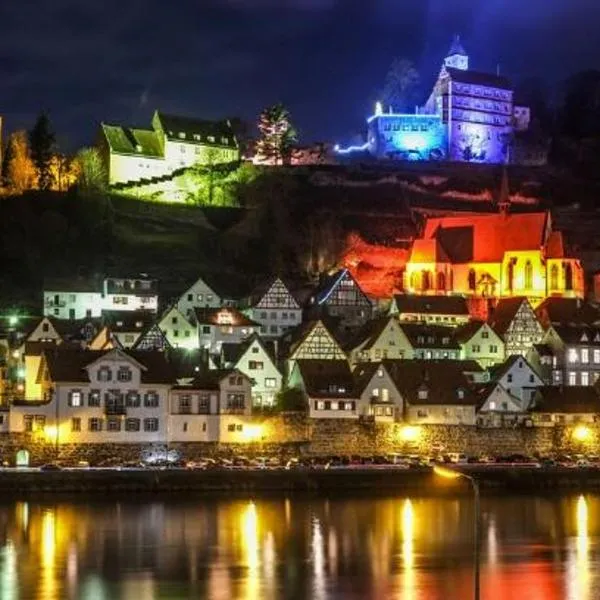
left=535, top=298, right=600, bottom=328
left=423, top=212, right=548, bottom=263
left=489, top=297, right=529, bottom=336
left=446, top=67, right=512, bottom=91
left=545, top=231, right=565, bottom=259
left=531, top=386, right=600, bottom=414
left=42, top=348, right=175, bottom=384
left=383, top=359, right=479, bottom=406
left=294, top=360, right=355, bottom=398
left=192, top=307, right=258, bottom=328
left=398, top=323, right=461, bottom=350
left=394, top=294, right=469, bottom=317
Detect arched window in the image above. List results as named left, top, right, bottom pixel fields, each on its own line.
left=507, top=261, right=515, bottom=293
left=564, top=263, right=573, bottom=291
left=550, top=264, right=559, bottom=290
left=422, top=271, right=431, bottom=292
left=437, top=272, right=446, bottom=291
left=468, top=269, right=476, bottom=291
left=524, top=260, right=533, bottom=289
left=410, top=272, right=419, bottom=291
left=448, top=270, right=454, bottom=292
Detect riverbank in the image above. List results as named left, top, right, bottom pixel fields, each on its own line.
left=3, top=466, right=600, bottom=495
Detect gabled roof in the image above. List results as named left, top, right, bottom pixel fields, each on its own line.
left=180, top=368, right=250, bottom=391
left=101, top=124, right=163, bottom=158
left=42, top=348, right=174, bottom=384
left=422, top=212, right=548, bottom=263
left=132, top=323, right=171, bottom=351
left=531, top=386, right=600, bottom=414
left=294, top=360, right=355, bottom=398
left=398, top=323, right=460, bottom=350
left=284, top=318, right=346, bottom=361
left=453, top=320, right=487, bottom=344
left=383, top=359, right=478, bottom=406
left=489, top=297, right=530, bottom=336
left=314, top=269, right=371, bottom=307
left=247, top=277, right=301, bottom=310
left=347, top=316, right=397, bottom=352
left=193, top=307, right=258, bottom=328
left=474, top=382, right=523, bottom=412
left=488, top=354, right=541, bottom=383
left=446, top=67, right=512, bottom=91
left=101, top=310, right=155, bottom=333
left=545, top=231, right=565, bottom=259
left=153, top=111, right=238, bottom=149
left=221, top=333, right=278, bottom=367
left=536, top=298, right=600, bottom=328
left=551, top=325, right=600, bottom=346
left=393, top=294, right=469, bottom=317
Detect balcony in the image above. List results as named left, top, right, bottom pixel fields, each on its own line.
left=45, top=300, right=66, bottom=308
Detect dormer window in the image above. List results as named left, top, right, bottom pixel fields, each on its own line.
left=417, top=336, right=425, bottom=344
left=193, top=134, right=201, bottom=141
left=117, top=321, right=124, bottom=327
left=221, top=137, right=229, bottom=145
left=457, top=389, right=464, bottom=399
left=135, top=321, right=143, bottom=328
left=442, top=337, right=450, bottom=345
left=418, top=388, right=428, bottom=400
left=207, top=135, right=215, bottom=143
left=377, top=368, right=384, bottom=377
left=178, top=132, right=186, bottom=139
left=135, top=144, right=143, bottom=152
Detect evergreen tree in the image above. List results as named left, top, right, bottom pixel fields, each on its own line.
left=29, top=112, right=56, bottom=190
left=255, top=103, right=297, bottom=165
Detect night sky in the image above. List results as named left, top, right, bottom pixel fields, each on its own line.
left=1, top=0, right=599, bottom=150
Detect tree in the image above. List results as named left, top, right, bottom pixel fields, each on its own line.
left=75, top=147, right=107, bottom=193
left=29, top=112, right=56, bottom=190
left=6, top=131, right=36, bottom=193
left=275, top=387, right=308, bottom=412
left=381, top=58, right=420, bottom=113
left=558, top=70, right=600, bottom=138
left=255, top=103, right=297, bottom=165
left=49, top=154, right=80, bottom=191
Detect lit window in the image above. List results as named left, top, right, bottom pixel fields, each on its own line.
left=69, top=390, right=82, bottom=407
left=582, top=372, right=590, bottom=386
left=568, top=348, right=579, bottom=364
left=265, top=378, right=277, bottom=388
left=316, top=401, right=325, bottom=410
left=143, top=418, right=159, bottom=432
left=489, top=401, right=496, bottom=410
left=117, top=367, right=132, bottom=382
left=594, top=349, right=600, bottom=364
left=568, top=371, right=577, bottom=386
left=331, top=401, right=339, bottom=410
left=582, top=348, right=589, bottom=364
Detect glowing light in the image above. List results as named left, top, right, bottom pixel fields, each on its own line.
left=570, top=495, right=590, bottom=600
left=241, top=502, right=260, bottom=600
left=311, top=517, right=326, bottom=600
left=0, top=541, right=17, bottom=600
left=333, top=142, right=369, bottom=155
left=16, top=368, right=25, bottom=379
left=44, top=425, right=59, bottom=442
left=41, top=509, right=58, bottom=600
left=399, top=425, right=421, bottom=443
left=8, top=316, right=18, bottom=327
left=573, top=426, right=592, bottom=442
left=374, top=101, right=383, bottom=116
left=242, top=424, right=263, bottom=442
left=433, top=465, right=463, bottom=480
left=11, top=351, right=19, bottom=359
left=402, top=499, right=415, bottom=568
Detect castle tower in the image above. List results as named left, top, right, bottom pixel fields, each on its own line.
left=444, top=34, right=469, bottom=71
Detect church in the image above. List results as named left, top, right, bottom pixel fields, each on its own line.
left=403, top=187, right=584, bottom=305
left=337, top=36, right=534, bottom=164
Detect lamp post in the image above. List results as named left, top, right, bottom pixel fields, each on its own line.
left=434, top=465, right=480, bottom=600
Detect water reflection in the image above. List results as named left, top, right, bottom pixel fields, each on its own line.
left=0, top=494, right=596, bottom=599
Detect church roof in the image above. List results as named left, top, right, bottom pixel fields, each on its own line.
left=409, top=239, right=450, bottom=263
left=447, top=34, right=467, bottom=57
left=423, top=212, right=549, bottom=263
left=446, top=67, right=513, bottom=91
left=393, top=294, right=470, bottom=318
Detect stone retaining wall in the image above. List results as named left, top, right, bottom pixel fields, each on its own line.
left=1, top=415, right=596, bottom=465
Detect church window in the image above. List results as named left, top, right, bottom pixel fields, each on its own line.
left=422, top=271, right=432, bottom=291
left=410, top=272, right=419, bottom=291
left=507, top=261, right=515, bottom=292
left=468, top=269, right=476, bottom=291
left=564, top=263, right=573, bottom=291
left=550, top=265, right=559, bottom=290
left=524, top=261, right=533, bottom=289
left=437, top=272, right=446, bottom=291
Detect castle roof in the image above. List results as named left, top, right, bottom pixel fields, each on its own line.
left=153, top=111, right=238, bottom=149
left=101, top=124, right=163, bottom=158
left=447, top=35, right=467, bottom=57
left=446, top=67, right=512, bottom=91
left=422, top=212, right=549, bottom=263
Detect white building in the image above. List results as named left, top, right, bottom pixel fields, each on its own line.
left=488, top=355, right=544, bottom=409
left=11, top=348, right=172, bottom=444
left=244, top=278, right=302, bottom=339
left=176, top=276, right=223, bottom=318
left=168, top=369, right=255, bottom=443
left=220, top=334, right=282, bottom=408
left=101, top=110, right=239, bottom=186
left=158, top=306, right=198, bottom=350
left=193, top=307, right=258, bottom=355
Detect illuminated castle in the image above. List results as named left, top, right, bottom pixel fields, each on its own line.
left=336, top=36, right=531, bottom=164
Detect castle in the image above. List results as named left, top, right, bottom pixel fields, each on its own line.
left=337, top=36, right=538, bottom=165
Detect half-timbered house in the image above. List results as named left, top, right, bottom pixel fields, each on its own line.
left=489, top=297, right=543, bottom=357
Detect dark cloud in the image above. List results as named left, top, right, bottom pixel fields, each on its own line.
left=0, top=0, right=599, bottom=150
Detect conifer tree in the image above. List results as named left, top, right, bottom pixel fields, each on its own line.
left=29, top=112, right=56, bottom=190
left=255, top=104, right=297, bottom=165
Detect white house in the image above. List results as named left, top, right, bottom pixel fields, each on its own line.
left=353, top=362, right=403, bottom=422
left=158, top=306, right=198, bottom=350
left=176, top=275, right=223, bottom=318
left=102, top=275, right=158, bottom=313
left=168, top=369, right=254, bottom=443
left=454, top=321, right=505, bottom=368
left=220, top=334, right=282, bottom=408
left=488, top=355, right=544, bottom=410
left=475, top=382, right=526, bottom=427
left=10, top=348, right=173, bottom=444
left=348, top=316, right=412, bottom=365
left=193, top=307, right=258, bottom=354
left=244, top=278, right=302, bottom=339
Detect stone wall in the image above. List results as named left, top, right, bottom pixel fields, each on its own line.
left=1, top=416, right=597, bottom=465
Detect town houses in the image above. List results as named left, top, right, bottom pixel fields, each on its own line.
left=1, top=200, right=600, bottom=463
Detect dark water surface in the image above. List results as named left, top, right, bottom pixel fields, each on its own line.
left=0, top=492, right=598, bottom=599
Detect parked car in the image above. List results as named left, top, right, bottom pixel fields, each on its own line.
left=40, top=463, right=62, bottom=471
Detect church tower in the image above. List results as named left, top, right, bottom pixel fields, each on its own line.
left=444, top=35, right=469, bottom=71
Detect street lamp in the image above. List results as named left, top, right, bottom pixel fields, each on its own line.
left=434, top=465, right=480, bottom=600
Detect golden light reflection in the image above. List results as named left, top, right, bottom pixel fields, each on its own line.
left=433, top=465, right=463, bottom=480
left=16, top=501, right=29, bottom=535
left=401, top=499, right=417, bottom=600
left=566, top=495, right=590, bottom=600
left=573, top=426, right=592, bottom=443
left=241, top=502, right=260, bottom=600
left=312, top=517, right=326, bottom=600
left=577, top=495, right=589, bottom=556
left=0, top=541, right=17, bottom=600
left=40, top=509, right=58, bottom=600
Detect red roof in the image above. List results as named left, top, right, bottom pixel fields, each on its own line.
left=409, top=239, right=449, bottom=263
left=422, top=212, right=548, bottom=263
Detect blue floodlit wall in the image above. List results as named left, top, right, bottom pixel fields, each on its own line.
left=367, top=114, right=448, bottom=161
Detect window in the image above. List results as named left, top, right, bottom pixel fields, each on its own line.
left=125, top=418, right=140, bottom=432
left=582, top=372, right=590, bottom=386
left=507, top=374, right=513, bottom=383
left=481, top=330, right=489, bottom=339
left=143, top=418, right=159, bottom=432
left=171, top=316, right=178, bottom=325
left=418, top=389, right=428, bottom=400
left=582, top=348, right=589, bottom=364
left=23, top=415, right=33, bottom=432
left=97, top=367, right=112, bottom=382
left=468, top=269, right=476, bottom=291
left=202, top=326, right=210, bottom=334
left=228, top=424, right=236, bottom=432
left=187, top=294, right=193, bottom=301
left=107, top=418, right=121, bottom=432
left=471, top=345, right=481, bottom=353
left=202, top=422, right=207, bottom=432
left=42, top=323, right=49, bottom=333
left=117, top=367, right=132, bottom=382
left=265, top=378, right=277, bottom=389
left=568, top=371, right=577, bottom=386
left=198, top=395, right=210, bottom=413
left=248, top=361, right=264, bottom=370
left=179, top=395, right=192, bottom=414
left=237, top=424, right=243, bottom=432
left=125, top=391, right=140, bottom=407
left=568, top=348, right=579, bottom=364
left=182, top=422, right=188, bottom=433
left=529, top=374, right=535, bottom=383
left=594, top=349, right=600, bottom=364
left=69, top=390, right=82, bottom=407
left=71, top=418, right=81, bottom=432
left=227, top=394, right=245, bottom=411
left=88, top=390, right=101, bottom=407
left=316, top=401, right=325, bottom=410
left=490, top=345, right=498, bottom=353
left=417, top=409, right=428, bottom=418
left=524, top=261, right=533, bottom=289
left=89, top=418, right=103, bottom=432
left=144, top=392, right=159, bottom=408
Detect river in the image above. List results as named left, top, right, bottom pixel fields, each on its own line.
left=0, top=493, right=598, bottom=599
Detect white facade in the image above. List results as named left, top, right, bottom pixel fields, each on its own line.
left=108, top=153, right=167, bottom=185
left=491, top=356, right=543, bottom=409
left=459, top=323, right=505, bottom=367
left=356, top=364, right=403, bottom=422
left=177, top=277, right=222, bottom=317
left=44, top=291, right=103, bottom=320
left=158, top=307, right=198, bottom=350
left=350, top=317, right=413, bottom=364
left=196, top=309, right=256, bottom=354
left=406, top=403, right=476, bottom=425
